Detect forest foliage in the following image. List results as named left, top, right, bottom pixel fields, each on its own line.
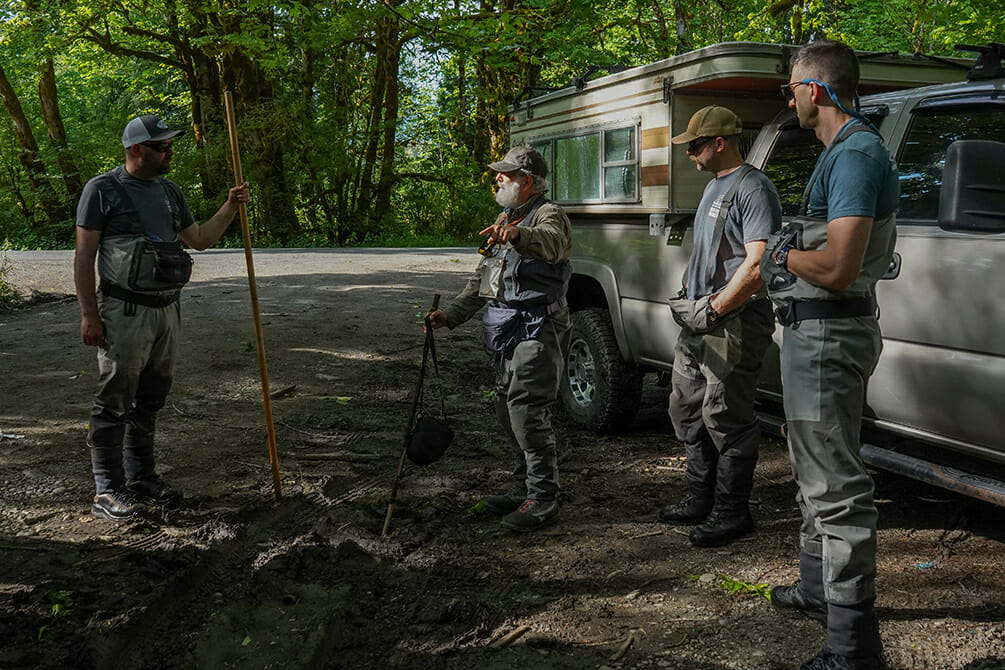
left=0, top=0, right=1001, bottom=250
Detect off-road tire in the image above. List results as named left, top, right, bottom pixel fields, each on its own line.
left=561, top=308, right=643, bottom=432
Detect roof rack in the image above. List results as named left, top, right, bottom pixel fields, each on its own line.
left=956, top=43, right=1005, bottom=80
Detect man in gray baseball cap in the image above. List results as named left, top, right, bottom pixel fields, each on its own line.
left=74, top=113, right=249, bottom=522
left=426, top=144, right=572, bottom=532
left=121, top=115, right=185, bottom=148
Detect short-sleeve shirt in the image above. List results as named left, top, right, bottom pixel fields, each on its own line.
left=685, top=167, right=782, bottom=300
left=75, top=166, right=195, bottom=241
left=804, top=120, right=899, bottom=221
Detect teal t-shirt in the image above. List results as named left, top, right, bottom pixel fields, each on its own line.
left=803, top=120, right=899, bottom=221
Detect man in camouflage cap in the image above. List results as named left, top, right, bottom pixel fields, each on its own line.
left=427, top=146, right=573, bottom=532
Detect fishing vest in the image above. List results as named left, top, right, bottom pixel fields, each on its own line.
left=476, top=197, right=571, bottom=308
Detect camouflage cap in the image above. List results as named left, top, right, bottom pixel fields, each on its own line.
left=488, top=146, right=549, bottom=178
left=671, top=105, right=742, bottom=144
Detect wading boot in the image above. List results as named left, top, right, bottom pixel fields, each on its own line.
left=484, top=490, right=526, bottom=516
left=771, top=581, right=828, bottom=624
left=797, top=649, right=887, bottom=670
left=92, top=489, right=147, bottom=521
left=501, top=499, right=558, bottom=532
left=688, top=507, right=754, bottom=547
left=657, top=493, right=712, bottom=525
left=126, top=475, right=183, bottom=508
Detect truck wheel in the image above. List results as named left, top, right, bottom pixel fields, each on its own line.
left=561, top=308, right=643, bottom=432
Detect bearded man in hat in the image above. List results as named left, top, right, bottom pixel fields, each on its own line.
left=74, top=114, right=250, bottom=521
left=427, top=146, right=573, bottom=532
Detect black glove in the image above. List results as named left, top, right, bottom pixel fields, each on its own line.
left=761, top=225, right=801, bottom=291
left=668, top=294, right=719, bottom=334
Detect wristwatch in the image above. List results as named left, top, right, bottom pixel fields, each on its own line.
left=772, top=244, right=792, bottom=270
left=705, top=302, right=720, bottom=324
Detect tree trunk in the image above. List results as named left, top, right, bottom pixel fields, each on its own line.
left=222, top=49, right=299, bottom=242
left=374, top=22, right=402, bottom=222
left=0, top=62, right=65, bottom=227
left=38, top=60, right=83, bottom=207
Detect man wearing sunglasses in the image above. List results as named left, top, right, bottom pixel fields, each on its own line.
left=762, top=40, right=898, bottom=670
left=74, top=115, right=250, bottom=522
left=659, top=105, right=781, bottom=548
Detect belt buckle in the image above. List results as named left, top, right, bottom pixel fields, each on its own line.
left=774, top=299, right=797, bottom=328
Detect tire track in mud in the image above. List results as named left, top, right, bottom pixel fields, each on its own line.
left=85, top=474, right=393, bottom=669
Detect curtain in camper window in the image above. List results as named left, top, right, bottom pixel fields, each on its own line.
left=603, top=127, right=636, bottom=200
left=555, top=134, right=601, bottom=201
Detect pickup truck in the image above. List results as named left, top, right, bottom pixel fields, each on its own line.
left=507, top=41, right=1005, bottom=506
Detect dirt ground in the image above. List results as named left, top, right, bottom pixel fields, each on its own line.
left=0, top=248, right=1002, bottom=670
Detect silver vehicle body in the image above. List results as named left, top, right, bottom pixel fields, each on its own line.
left=509, top=42, right=1004, bottom=502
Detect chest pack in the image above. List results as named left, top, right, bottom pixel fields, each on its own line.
left=765, top=123, right=894, bottom=306
left=97, top=170, right=193, bottom=294
left=475, top=198, right=570, bottom=306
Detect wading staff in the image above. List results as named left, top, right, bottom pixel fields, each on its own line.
left=224, top=90, right=282, bottom=501
left=382, top=294, right=440, bottom=536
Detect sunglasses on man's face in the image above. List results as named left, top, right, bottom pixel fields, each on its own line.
left=141, top=141, right=174, bottom=154
left=780, top=80, right=813, bottom=101
left=687, top=136, right=714, bottom=154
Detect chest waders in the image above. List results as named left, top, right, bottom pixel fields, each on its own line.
left=88, top=170, right=193, bottom=496
left=475, top=197, right=571, bottom=363
left=97, top=171, right=193, bottom=312
left=767, top=122, right=895, bottom=660
left=665, top=164, right=776, bottom=539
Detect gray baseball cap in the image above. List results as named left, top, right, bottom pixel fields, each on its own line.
left=488, top=146, right=549, bottom=178
left=121, top=115, right=185, bottom=148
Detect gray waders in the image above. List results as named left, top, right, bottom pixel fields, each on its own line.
left=668, top=299, right=774, bottom=513
left=493, top=309, right=571, bottom=502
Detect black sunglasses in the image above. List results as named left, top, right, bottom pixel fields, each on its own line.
left=687, top=136, right=715, bottom=153
left=780, top=80, right=812, bottom=101
left=141, top=141, right=174, bottom=154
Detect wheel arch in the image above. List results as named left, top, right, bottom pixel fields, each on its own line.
left=567, top=258, right=635, bottom=363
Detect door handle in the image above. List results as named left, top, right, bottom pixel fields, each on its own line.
left=881, top=252, right=901, bottom=280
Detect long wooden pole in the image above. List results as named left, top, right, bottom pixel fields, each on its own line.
left=223, top=90, right=282, bottom=501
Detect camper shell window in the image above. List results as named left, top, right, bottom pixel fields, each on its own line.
left=534, top=124, right=639, bottom=204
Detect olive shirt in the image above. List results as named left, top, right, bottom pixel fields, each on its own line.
left=443, top=193, right=573, bottom=328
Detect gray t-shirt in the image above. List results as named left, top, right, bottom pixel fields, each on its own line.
left=76, top=166, right=195, bottom=242
left=685, top=167, right=781, bottom=300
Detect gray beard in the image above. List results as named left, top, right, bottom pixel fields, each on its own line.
left=494, top=181, right=524, bottom=209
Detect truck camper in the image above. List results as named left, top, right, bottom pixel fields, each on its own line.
left=507, top=41, right=1005, bottom=505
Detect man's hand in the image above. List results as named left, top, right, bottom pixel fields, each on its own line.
left=81, top=315, right=105, bottom=348
left=478, top=223, right=520, bottom=246
left=425, top=309, right=447, bottom=332
left=227, top=182, right=251, bottom=207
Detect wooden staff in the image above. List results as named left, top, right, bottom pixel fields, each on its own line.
left=382, top=294, right=440, bottom=536
left=223, top=90, right=282, bottom=501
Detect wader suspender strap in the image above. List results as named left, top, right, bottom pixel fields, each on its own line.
left=104, top=171, right=144, bottom=236
left=104, top=171, right=181, bottom=236
left=798, top=124, right=878, bottom=216
left=705, top=164, right=757, bottom=291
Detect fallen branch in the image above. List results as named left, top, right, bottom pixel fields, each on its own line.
left=610, top=629, right=638, bottom=662
left=488, top=625, right=530, bottom=650
left=269, top=384, right=297, bottom=399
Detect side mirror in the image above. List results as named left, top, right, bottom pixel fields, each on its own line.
left=938, top=140, right=1005, bottom=233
